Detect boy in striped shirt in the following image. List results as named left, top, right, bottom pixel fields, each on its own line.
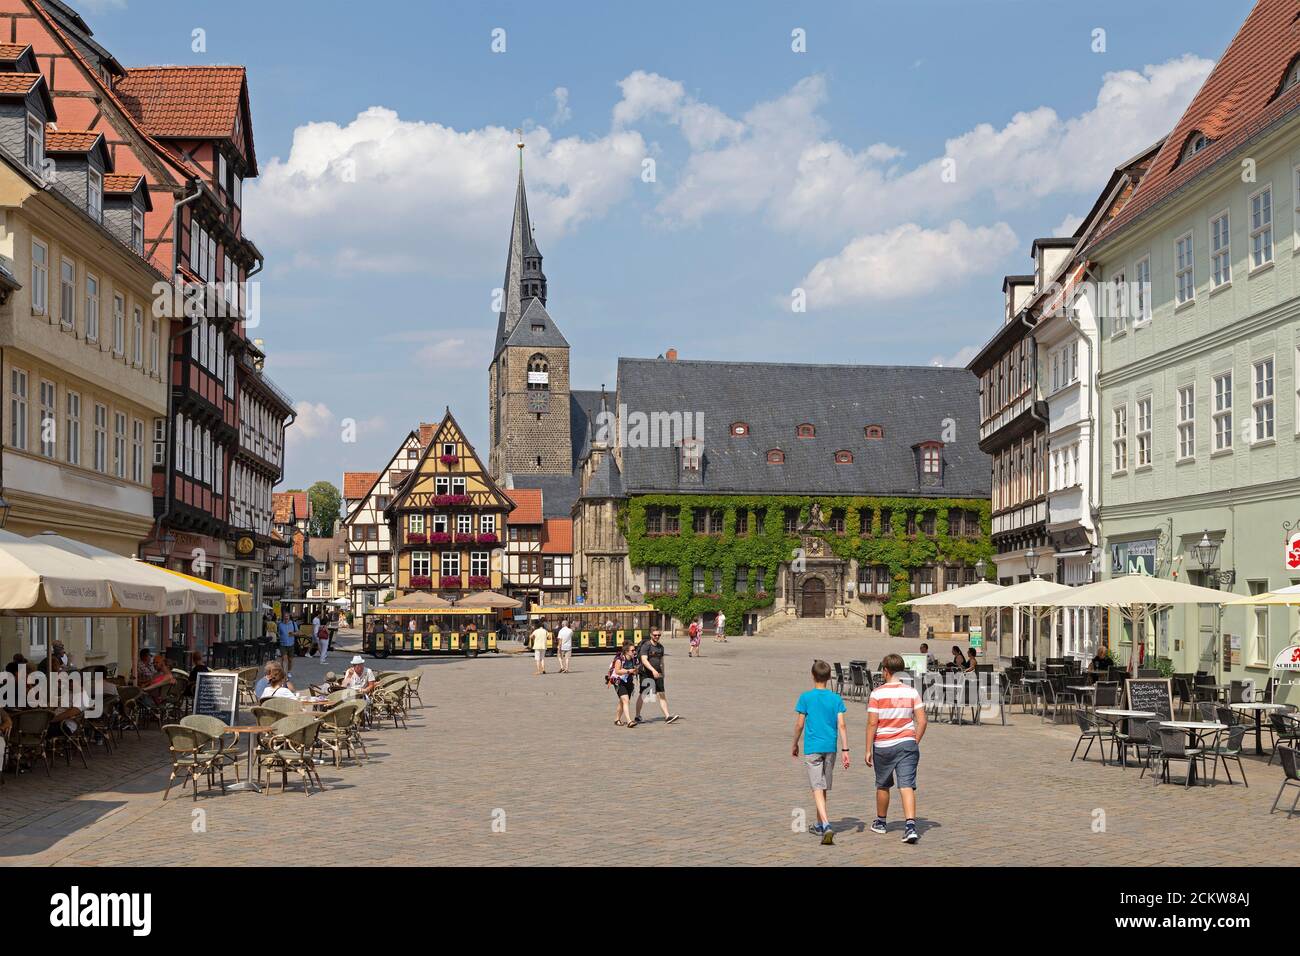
left=866, top=653, right=927, bottom=844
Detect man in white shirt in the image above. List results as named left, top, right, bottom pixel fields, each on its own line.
left=530, top=623, right=549, bottom=676
left=715, top=611, right=727, bottom=643
left=556, top=621, right=574, bottom=674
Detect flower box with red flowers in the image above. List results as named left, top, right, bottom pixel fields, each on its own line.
left=408, top=575, right=432, bottom=588
left=467, top=575, right=491, bottom=589
left=453, top=532, right=475, bottom=544
left=439, top=575, right=462, bottom=589
left=439, top=453, right=459, bottom=465
left=476, top=532, right=499, bottom=545
left=427, top=532, right=452, bottom=544
left=433, top=494, right=472, bottom=506
left=406, top=532, right=427, bottom=544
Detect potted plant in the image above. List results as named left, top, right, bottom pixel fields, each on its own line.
left=427, top=531, right=451, bottom=544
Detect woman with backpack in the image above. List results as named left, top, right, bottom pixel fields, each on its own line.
left=688, top=617, right=702, bottom=658
left=608, top=641, right=639, bottom=727
left=317, top=616, right=332, bottom=665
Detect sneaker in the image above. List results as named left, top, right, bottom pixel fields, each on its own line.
left=665, top=714, right=680, bottom=724
left=809, top=822, right=825, bottom=837
left=902, top=823, right=919, bottom=845
left=820, top=826, right=835, bottom=846
left=870, top=819, right=887, bottom=835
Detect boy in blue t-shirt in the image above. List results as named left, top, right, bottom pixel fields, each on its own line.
left=792, top=659, right=849, bottom=844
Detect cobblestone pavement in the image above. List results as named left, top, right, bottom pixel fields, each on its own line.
left=0, top=631, right=1294, bottom=866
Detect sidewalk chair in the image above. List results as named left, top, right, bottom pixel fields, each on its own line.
left=1267, top=709, right=1300, bottom=764
left=180, top=715, right=243, bottom=784
left=1094, top=682, right=1121, bottom=709
left=256, top=696, right=302, bottom=718
left=1070, top=711, right=1109, bottom=763
left=1137, top=720, right=1164, bottom=779
left=114, top=686, right=144, bottom=739
left=236, top=667, right=261, bottom=707
left=404, top=672, right=424, bottom=709
left=162, top=724, right=225, bottom=800
left=1270, top=746, right=1300, bottom=818
left=1205, top=725, right=1248, bottom=787
left=371, top=679, right=409, bottom=729
left=9, top=709, right=54, bottom=776
left=46, top=715, right=91, bottom=769
left=832, top=663, right=845, bottom=696
left=258, top=714, right=325, bottom=796
left=315, top=701, right=367, bottom=767
left=1155, top=727, right=1205, bottom=788
left=1196, top=701, right=1219, bottom=722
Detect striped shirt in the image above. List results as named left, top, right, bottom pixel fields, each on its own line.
left=868, top=681, right=924, bottom=749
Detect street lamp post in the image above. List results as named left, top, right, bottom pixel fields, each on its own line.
left=1193, top=530, right=1223, bottom=682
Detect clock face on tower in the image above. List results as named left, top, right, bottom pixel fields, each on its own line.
left=528, top=392, right=548, bottom=413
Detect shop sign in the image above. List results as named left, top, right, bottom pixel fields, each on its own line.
left=1110, top=538, right=1156, bottom=575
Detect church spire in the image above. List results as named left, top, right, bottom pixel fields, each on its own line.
left=497, top=135, right=547, bottom=348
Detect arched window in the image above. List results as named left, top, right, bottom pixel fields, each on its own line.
left=796, top=423, right=815, bottom=438
left=865, top=425, right=884, bottom=440
left=730, top=422, right=749, bottom=437
left=766, top=449, right=785, bottom=464
left=834, top=450, right=853, bottom=464
left=527, top=353, right=549, bottom=391
left=1179, top=130, right=1208, bottom=164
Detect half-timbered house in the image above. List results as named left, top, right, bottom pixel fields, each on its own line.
left=387, top=410, right=513, bottom=595
left=340, top=430, right=424, bottom=611
left=504, top=488, right=573, bottom=607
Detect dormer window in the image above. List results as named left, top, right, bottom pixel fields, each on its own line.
left=766, top=449, right=784, bottom=464
left=865, top=425, right=884, bottom=440
left=681, top=439, right=702, bottom=473
left=730, top=422, right=749, bottom=437
left=921, top=445, right=942, bottom=475
left=1180, top=131, right=1208, bottom=164
left=796, top=423, right=815, bottom=438
left=1282, top=55, right=1300, bottom=95
left=131, top=206, right=145, bottom=254
left=834, top=450, right=853, bottom=464
left=25, top=114, right=42, bottom=172
left=87, top=167, right=102, bottom=222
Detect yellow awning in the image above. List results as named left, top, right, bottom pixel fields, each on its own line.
left=529, top=604, right=655, bottom=617
left=158, top=567, right=252, bottom=613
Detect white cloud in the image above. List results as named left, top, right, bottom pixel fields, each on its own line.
left=287, top=401, right=335, bottom=446
left=614, top=70, right=745, bottom=151
left=1053, top=213, right=1084, bottom=237
left=551, top=87, right=571, bottom=126
left=798, top=221, right=1018, bottom=310
left=930, top=345, right=979, bottom=368
left=246, top=108, right=646, bottom=278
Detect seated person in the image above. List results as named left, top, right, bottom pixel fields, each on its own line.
left=1090, top=647, right=1115, bottom=671
left=340, top=656, right=378, bottom=696
left=256, top=661, right=296, bottom=700
left=919, top=642, right=938, bottom=670
left=963, top=647, right=979, bottom=673
left=949, top=645, right=969, bottom=672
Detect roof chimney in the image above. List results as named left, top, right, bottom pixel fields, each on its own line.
left=665, top=348, right=678, bottom=362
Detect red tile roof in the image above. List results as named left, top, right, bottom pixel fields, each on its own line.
left=103, top=173, right=144, bottom=194
left=541, top=518, right=573, bottom=554
left=114, top=66, right=247, bottom=139
left=344, top=471, right=380, bottom=499
left=272, top=492, right=294, bottom=524
left=506, top=488, right=543, bottom=524
left=0, top=72, right=42, bottom=96
left=291, top=530, right=305, bottom=560
left=0, top=43, right=32, bottom=60
left=291, top=491, right=310, bottom=520
left=44, top=127, right=101, bottom=152
left=1092, top=0, right=1300, bottom=248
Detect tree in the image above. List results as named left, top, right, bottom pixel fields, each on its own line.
left=307, top=480, right=341, bottom=537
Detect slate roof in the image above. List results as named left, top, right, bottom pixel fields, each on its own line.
left=494, top=169, right=537, bottom=357
left=1091, top=0, right=1300, bottom=249
left=508, top=472, right=583, bottom=518
left=503, top=298, right=568, bottom=350
left=582, top=453, right=624, bottom=499
left=569, top=389, right=605, bottom=468
left=615, top=358, right=988, bottom=498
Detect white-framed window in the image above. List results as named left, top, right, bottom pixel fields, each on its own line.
left=1248, top=580, right=1270, bottom=666
left=88, top=167, right=102, bottom=222
left=85, top=274, right=100, bottom=342
left=1134, top=255, right=1151, bottom=323
left=409, top=513, right=425, bottom=534
left=1110, top=272, right=1128, bottom=334
left=38, top=379, right=55, bottom=458
left=31, top=239, right=48, bottom=314
left=435, top=476, right=449, bottom=495
left=112, top=294, right=124, bottom=354
left=1177, top=385, right=1195, bottom=461
left=470, top=551, right=489, bottom=577
left=66, top=391, right=81, bottom=465
left=9, top=367, right=28, bottom=450
left=93, top=403, right=107, bottom=472
left=1213, top=372, right=1233, bottom=451
left=1136, top=397, right=1152, bottom=467
left=481, top=514, right=496, bottom=536
left=1250, top=185, right=1274, bottom=269
left=132, top=308, right=143, bottom=366
left=60, top=258, right=75, bottom=329
left=113, top=411, right=126, bottom=478
left=1112, top=405, right=1128, bottom=473
left=153, top=417, right=166, bottom=466
left=1210, top=211, right=1231, bottom=287
left=431, top=514, right=448, bottom=534
left=1175, top=232, right=1195, bottom=304
left=440, top=551, right=460, bottom=578
left=452, top=476, right=466, bottom=495
left=456, top=513, right=472, bottom=535
left=1051, top=351, right=1060, bottom=392
left=1252, top=357, right=1275, bottom=442
left=25, top=114, right=44, bottom=171
left=149, top=318, right=160, bottom=374
left=131, top=206, right=145, bottom=254
left=132, top=418, right=145, bottom=484
left=411, top=551, right=431, bottom=579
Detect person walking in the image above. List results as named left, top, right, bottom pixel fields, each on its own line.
left=793, top=660, right=850, bottom=844
left=609, top=641, right=639, bottom=727
left=276, top=613, right=297, bottom=679
left=688, top=617, right=702, bottom=658
left=714, top=611, right=727, bottom=643
left=556, top=620, right=574, bottom=673
left=633, top=629, right=679, bottom=725
left=317, top=617, right=332, bottom=665
left=866, top=653, right=927, bottom=844
left=530, top=621, right=550, bottom=676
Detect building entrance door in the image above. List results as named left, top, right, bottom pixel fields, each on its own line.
left=800, top=578, right=826, bottom=618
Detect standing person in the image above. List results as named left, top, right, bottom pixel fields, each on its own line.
left=688, top=617, right=702, bottom=658
left=276, top=614, right=297, bottom=679
left=317, top=617, right=332, bottom=665
left=530, top=621, right=550, bottom=676
left=866, top=653, right=927, bottom=844
left=609, top=641, right=638, bottom=727
left=792, top=660, right=850, bottom=844
left=714, top=611, right=727, bottom=643
left=633, top=629, right=679, bottom=725
left=556, top=620, right=574, bottom=674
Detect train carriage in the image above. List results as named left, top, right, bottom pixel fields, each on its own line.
left=526, top=605, right=655, bottom=654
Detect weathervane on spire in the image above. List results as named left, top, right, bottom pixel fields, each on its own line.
left=514, top=127, right=524, bottom=171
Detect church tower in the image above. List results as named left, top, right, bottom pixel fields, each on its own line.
left=488, top=140, right=573, bottom=480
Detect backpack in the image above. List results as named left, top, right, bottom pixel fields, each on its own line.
left=605, top=653, right=621, bottom=685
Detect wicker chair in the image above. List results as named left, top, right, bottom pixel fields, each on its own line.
left=255, top=696, right=301, bottom=718
left=9, top=709, right=54, bottom=776
left=314, top=701, right=367, bottom=767
left=404, top=672, right=424, bottom=709
left=236, top=667, right=261, bottom=707
left=180, top=714, right=243, bottom=783
left=162, top=724, right=225, bottom=800
left=371, top=679, right=409, bottom=729
left=46, top=714, right=91, bottom=769
left=257, top=714, right=324, bottom=796
left=114, top=686, right=144, bottom=739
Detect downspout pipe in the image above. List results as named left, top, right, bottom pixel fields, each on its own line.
left=1020, top=305, right=1051, bottom=664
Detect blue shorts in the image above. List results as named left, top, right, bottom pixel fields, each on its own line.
left=873, top=741, right=919, bottom=790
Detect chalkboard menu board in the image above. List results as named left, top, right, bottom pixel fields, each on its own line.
left=1125, top=678, right=1173, bottom=721
left=192, top=671, right=239, bottom=724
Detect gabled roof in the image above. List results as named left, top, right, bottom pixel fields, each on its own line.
left=0, top=72, right=56, bottom=116
left=542, top=518, right=573, bottom=554
left=115, top=65, right=257, bottom=174
left=388, top=408, right=515, bottom=514
left=44, top=127, right=104, bottom=154
left=494, top=168, right=537, bottom=357
left=1091, top=0, right=1300, bottom=248
left=103, top=172, right=143, bottom=193
left=581, top=453, right=624, bottom=499
left=344, top=471, right=380, bottom=500
left=506, top=488, right=544, bottom=524
left=340, top=431, right=421, bottom=529
left=504, top=297, right=569, bottom=350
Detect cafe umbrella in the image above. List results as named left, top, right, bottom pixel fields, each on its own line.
left=453, top=590, right=522, bottom=609
left=904, top=580, right=1005, bottom=655
left=955, top=578, right=1075, bottom=665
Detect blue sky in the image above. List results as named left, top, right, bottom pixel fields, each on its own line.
left=83, top=0, right=1254, bottom=488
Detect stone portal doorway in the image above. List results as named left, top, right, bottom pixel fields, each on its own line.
left=800, top=577, right=826, bottom=618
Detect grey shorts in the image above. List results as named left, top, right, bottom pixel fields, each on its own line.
left=873, top=741, right=919, bottom=790
left=804, top=752, right=836, bottom=791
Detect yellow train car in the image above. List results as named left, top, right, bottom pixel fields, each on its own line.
left=527, top=605, right=655, bottom=654
left=363, top=606, right=500, bottom=658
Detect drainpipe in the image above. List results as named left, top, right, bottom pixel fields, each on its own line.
left=1064, top=279, right=1099, bottom=657
left=1020, top=306, right=1051, bottom=662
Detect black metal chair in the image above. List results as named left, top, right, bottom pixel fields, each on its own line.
left=1094, top=682, right=1121, bottom=708
left=1155, top=727, right=1206, bottom=787
left=1266, top=709, right=1300, bottom=764
left=847, top=664, right=866, bottom=701
left=1071, top=711, right=1109, bottom=763
left=1137, top=719, right=1164, bottom=779
left=832, top=662, right=845, bottom=696
left=1270, top=746, right=1300, bottom=818
left=1205, top=724, right=1248, bottom=787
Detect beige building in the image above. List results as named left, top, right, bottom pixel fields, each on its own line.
left=0, top=121, right=169, bottom=672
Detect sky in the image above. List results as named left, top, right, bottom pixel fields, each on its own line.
left=80, top=0, right=1255, bottom=489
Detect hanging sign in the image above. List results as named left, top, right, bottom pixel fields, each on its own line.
left=1273, top=644, right=1300, bottom=671
left=1286, top=531, right=1300, bottom=571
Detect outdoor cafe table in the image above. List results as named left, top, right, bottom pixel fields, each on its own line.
left=1230, top=702, right=1289, bottom=755
left=1069, top=685, right=1097, bottom=712
left=226, top=725, right=271, bottom=794
left=1094, top=709, right=1157, bottom=768
left=1159, top=721, right=1227, bottom=785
